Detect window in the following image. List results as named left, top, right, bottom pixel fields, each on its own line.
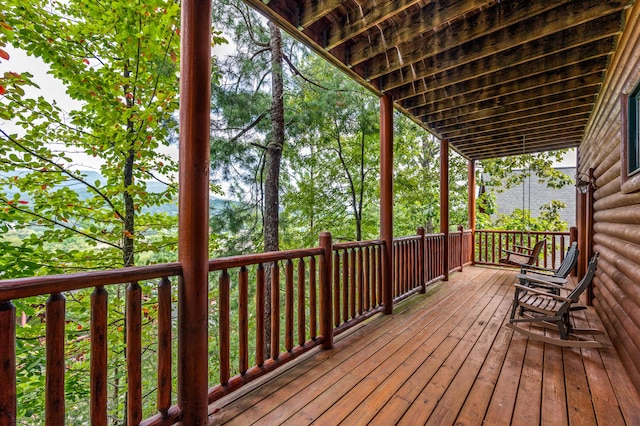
left=621, top=81, right=640, bottom=193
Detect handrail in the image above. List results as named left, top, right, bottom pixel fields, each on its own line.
left=0, top=229, right=475, bottom=424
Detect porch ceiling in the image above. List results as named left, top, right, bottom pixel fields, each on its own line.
left=243, top=0, right=633, bottom=160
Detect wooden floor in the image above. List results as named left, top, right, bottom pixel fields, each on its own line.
left=208, top=267, right=640, bottom=425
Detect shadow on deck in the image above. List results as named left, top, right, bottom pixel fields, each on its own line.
left=208, top=267, right=640, bottom=425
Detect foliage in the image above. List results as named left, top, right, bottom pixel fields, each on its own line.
left=0, top=1, right=223, bottom=423
left=491, top=200, right=569, bottom=232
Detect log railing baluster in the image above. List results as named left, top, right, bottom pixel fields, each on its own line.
left=349, top=249, right=356, bottom=319
left=157, top=277, right=172, bottom=415
left=90, top=286, right=108, bottom=426
left=285, top=259, right=294, bottom=352
left=333, top=253, right=340, bottom=327
left=297, top=258, right=306, bottom=347
left=46, top=293, right=65, bottom=425
left=376, top=245, right=382, bottom=305
left=127, top=281, right=143, bottom=425
left=364, top=246, right=370, bottom=311
left=341, top=250, right=348, bottom=323
left=256, top=264, right=265, bottom=366
left=0, top=301, right=16, bottom=426
left=239, top=266, right=249, bottom=374
left=309, top=257, right=317, bottom=339
left=219, top=270, right=230, bottom=385
left=357, top=247, right=364, bottom=315
left=270, top=263, right=280, bottom=359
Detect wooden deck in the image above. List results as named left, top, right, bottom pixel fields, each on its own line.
left=208, top=267, right=640, bottom=425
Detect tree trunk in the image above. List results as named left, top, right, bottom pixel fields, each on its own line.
left=264, top=22, right=284, bottom=357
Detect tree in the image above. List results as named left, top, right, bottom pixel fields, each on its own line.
left=1, top=1, right=224, bottom=422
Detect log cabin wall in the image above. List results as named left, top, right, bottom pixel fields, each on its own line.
left=579, top=1, right=640, bottom=394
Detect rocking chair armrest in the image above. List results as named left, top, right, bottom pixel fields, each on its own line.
left=515, top=273, right=567, bottom=287
left=521, top=264, right=555, bottom=273
left=513, top=245, right=534, bottom=252
left=513, top=284, right=573, bottom=302
left=502, top=249, right=526, bottom=256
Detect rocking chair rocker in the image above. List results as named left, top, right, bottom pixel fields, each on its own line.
left=499, top=239, right=545, bottom=267
left=506, top=253, right=602, bottom=348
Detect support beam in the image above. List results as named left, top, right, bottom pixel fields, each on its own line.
left=440, top=138, right=450, bottom=281
left=178, top=0, right=211, bottom=424
left=586, top=167, right=595, bottom=305
left=380, top=94, right=394, bottom=314
left=468, top=160, right=476, bottom=265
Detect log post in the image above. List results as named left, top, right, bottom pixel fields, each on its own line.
left=178, top=0, right=211, bottom=423
left=586, top=167, right=595, bottom=305
left=46, top=293, right=66, bottom=425
left=0, top=301, right=16, bottom=426
left=468, top=160, right=476, bottom=265
left=319, top=232, right=334, bottom=350
left=440, top=138, right=450, bottom=281
left=380, top=94, right=394, bottom=314
left=417, top=227, right=426, bottom=293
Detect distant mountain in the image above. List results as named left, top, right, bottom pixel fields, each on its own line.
left=1, top=170, right=232, bottom=216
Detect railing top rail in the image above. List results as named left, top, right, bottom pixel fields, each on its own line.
left=475, top=229, right=570, bottom=236
left=424, top=233, right=445, bottom=238
left=0, top=262, right=183, bottom=301
left=333, top=239, right=384, bottom=250
left=393, top=235, right=421, bottom=243
left=209, top=247, right=324, bottom=271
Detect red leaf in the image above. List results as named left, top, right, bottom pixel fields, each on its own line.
left=0, top=85, right=5, bottom=95
left=0, top=48, right=9, bottom=60
left=18, top=200, right=28, bottom=205
left=0, top=22, right=12, bottom=31
left=82, top=58, right=89, bottom=65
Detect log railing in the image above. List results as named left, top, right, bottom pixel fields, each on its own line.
left=449, top=227, right=474, bottom=272
left=0, top=228, right=477, bottom=425
left=474, top=229, right=574, bottom=268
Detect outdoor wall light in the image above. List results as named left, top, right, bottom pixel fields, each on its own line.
left=575, top=173, right=597, bottom=194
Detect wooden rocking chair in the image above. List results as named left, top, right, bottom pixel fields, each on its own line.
left=515, top=241, right=579, bottom=293
left=506, top=253, right=602, bottom=348
left=499, top=239, right=545, bottom=267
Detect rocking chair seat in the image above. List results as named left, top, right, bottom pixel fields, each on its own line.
left=517, top=241, right=578, bottom=294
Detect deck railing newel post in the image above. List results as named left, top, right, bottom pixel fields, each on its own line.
left=0, top=300, right=16, bottom=426
left=319, top=232, right=334, bottom=350
left=417, top=227, right=426, bottom=293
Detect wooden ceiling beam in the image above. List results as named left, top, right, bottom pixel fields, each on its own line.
left=449, top=116, right=590, bottom=144
left=466, top=139, right=582, bottom=160
left=461, top=134, right=585, bottom=157
left=447, top=108, right=592, bottom=141
left=433, top=95, right=595, bottom=132
left=321, top=0, right=424, bottom=50
left=427, top=85, right=599, bottom=128
left=413, top=75, right=603, bottom=119
left=400, top=56, right=609, bottom=111
left=363, top=0, right=625, bottom=80
left=376, top=11, right=622, bottom=91
left=457, top=125, right=587, bottom=149
left=346, top=0, right=494, bottom=66
left=298, top=0, right=344, bottom=29
left=390, top=37, right=615, bottom=101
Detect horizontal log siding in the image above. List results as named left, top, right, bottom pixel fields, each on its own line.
left=579, top=1, right=640, bottom=394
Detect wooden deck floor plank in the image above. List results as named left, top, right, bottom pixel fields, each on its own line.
left=266, top=270, right=502, bottom=424
left=205, top=267, right=640, bottom=426
left=237, top=270, right=494, bottom=425
left=582, top=309, right=640, bottom=425
left=212, top=280, right=461, bottom=423
left=540, top=338, right=568, bottom=426
left=562, top=345, right=597, bottom=426
left=482, top=329, right=529, bottom=425
left=423, top=274, right=515, bottom=425
left=396, top=273, right=514, bottom=425
left=316, top=271, right=513, bottom=425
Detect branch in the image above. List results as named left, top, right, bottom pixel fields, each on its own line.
left=0, top=129, right=124, bottom=219
left=228, top=110, right=269, bottom=144
left=0, top=196, right=122, bottom=250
